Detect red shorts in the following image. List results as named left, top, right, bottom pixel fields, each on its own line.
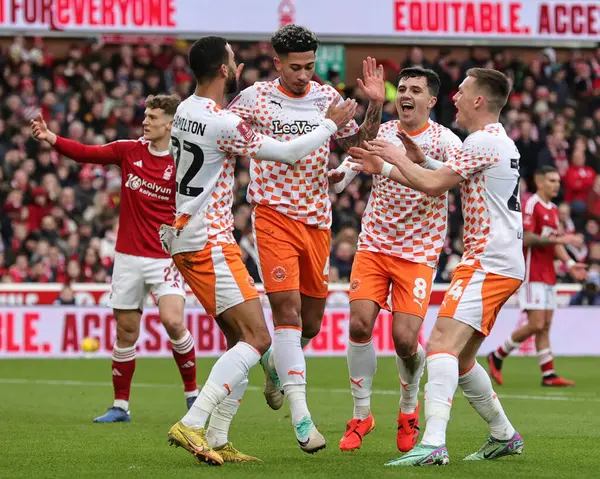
left=349, top=250, right=435, bottom=319
left=252, top=205, right=331, bottom=298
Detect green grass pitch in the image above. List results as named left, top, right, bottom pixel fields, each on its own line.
left=0, top=357, right=598, bottom=478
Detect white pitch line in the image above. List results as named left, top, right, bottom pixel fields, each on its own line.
left=0, top=378, right=597, bottom=402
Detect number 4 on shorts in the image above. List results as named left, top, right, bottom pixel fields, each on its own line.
left=448, top=279, right=464, bottom=301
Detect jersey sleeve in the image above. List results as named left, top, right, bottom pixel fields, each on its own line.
left=54, top=136, right=129, bottom=165
left=444, top=132, right=499, bottom=179
left=226, top=85, right=258, bottom=123
left=522, top=202, right=537, bottom=232
left=440, top=130, right=463, bottom=163
left=217, top=113, right=263, bottom=158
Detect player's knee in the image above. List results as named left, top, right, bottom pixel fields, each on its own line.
left=349, top=312, right=374, bottom=342
left=116, top=323, right=139, bottom=346
left=392, top=321, right=420, bottom=358
left=272, top=303, right=302, bottom=328
left=245, top=328, right=271, bottom=355
left=302, top=319, right=322, bottom=340
left=393, top=338, right=416, bottom=358
left=161, top=313, right=186, bottom=339
left=530, top=321, right=546, bottom=336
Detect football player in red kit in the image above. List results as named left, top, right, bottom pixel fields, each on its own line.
left=488, top=166, right=587, bottom=387
left=31, top=95, right=199, bottom=421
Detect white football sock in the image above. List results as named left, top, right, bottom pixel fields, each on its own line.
left=181, top=342, right=259, bottom=429
left=347, top=338, right=376, bottom=419
left=396, top=343, right=426, bottom=414
left=421, top=353, right=458, bottom=447
left=274, top=327, right=310, bottom=426
left=207, top=378, right=248, bottom=448
left=459, top=361, right=515, bottom=440
left=495, top=336, right=521, bottom=359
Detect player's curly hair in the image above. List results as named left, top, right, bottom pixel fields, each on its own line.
left=145, top=94, right=180, bottom=117
left=271, top=24, right=319, bottom=55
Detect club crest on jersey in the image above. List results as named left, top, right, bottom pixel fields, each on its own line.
left=271, top=266, right=287, bottom=283
left=163, top=164, right=173, bottom=181
left=246, top=275, right=256, bottom=288
left=237, top=121, right=256, bottom=142
left=350, top=278, right=361, bottom=292
left=272, top=120, right=319, bottom=135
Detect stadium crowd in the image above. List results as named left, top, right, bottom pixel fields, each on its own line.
left=1, top=37, right=600, bottom=290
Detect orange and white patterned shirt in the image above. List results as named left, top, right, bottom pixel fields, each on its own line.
left=445, top=123, right=525, bottom=280
left=228, top=79, right=359, bottom=229
left=357, top=120, right=462, bottom=268
left=169, top=96, right=263, bottom=255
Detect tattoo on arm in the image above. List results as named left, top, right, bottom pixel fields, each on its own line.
left=335, top=101, right=383, bottom=152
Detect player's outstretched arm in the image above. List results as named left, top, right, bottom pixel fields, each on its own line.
left=397, top=131, right=445, bottom=170
left=335, top=57, right=385, bottom=152
left=555, top=242, right=588, bottom=281
left=329, top=157, right=359, bottom=193
left=347, top=143, right=413, bottom=188
left=254, top=98, right=357, bottom=164
left=31, top=113, right=122, bottom=165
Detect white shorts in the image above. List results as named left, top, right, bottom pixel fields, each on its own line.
left=107, top=252, right=186, bottom=311
left=518, top=282, right=556, bottom=311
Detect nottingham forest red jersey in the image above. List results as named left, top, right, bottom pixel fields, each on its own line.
left=54, top=136, right=175, bottom=258
left=523, top=194, right=559, bottom=285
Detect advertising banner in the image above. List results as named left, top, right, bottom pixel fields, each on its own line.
left=0, top=306, right=597, bottom=358
left=0, top=283, right=581, bottom=307
left=0, top=0, right=598, bottom=43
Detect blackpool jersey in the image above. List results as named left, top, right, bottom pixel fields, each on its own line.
left=228, top=79, right=359, bottom=229
left=445, top=123, right=525, bottom=280
left=523, top=194, right=560, bottom=285
left=169, top=96, right=263, bottom=255
left=359, top=120, right=462, bottom=268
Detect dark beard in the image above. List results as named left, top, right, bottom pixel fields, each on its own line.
left=225, top=74, right=238, bottom=95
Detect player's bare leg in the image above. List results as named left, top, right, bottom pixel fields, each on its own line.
left=488, top=309, right=541, bottom=384
left=93, top=309, right=140, bottom=423
left=170, top=298, right=270, bottom=466
left=386, top=318, right=521, bottom=466
left=536, top=311, right=575, bottom=387
left=300, top=293, right=326, bottom=349
left=340, top=299, right=378, bottom=452
left=158, top=294, right=200, bottom=409
left=269, top=290, right=326, bottom=453
left=391, top=312, right=425, bottom=452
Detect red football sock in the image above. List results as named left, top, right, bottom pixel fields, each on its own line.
left=171, top=330, right=198, bottom=396
left=112, top=344, right=136, bottom=409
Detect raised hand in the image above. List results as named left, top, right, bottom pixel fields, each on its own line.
left=356, top=57, right=385, bottom=104
left=30, top=113, right=57, bottom=145
left=347, top=145, right=384, bottom=175
left=327, top=169, right=346, bottom=185
left=568, top=262, right=588, bottom=282
left=397, top=130, right=426, bottom=165
left=365, top=139, right=408, bottom=166
left=326, top=97, right=358, bottom=128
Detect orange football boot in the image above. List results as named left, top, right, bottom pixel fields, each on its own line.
left=396, top=402, right=420, bottom=452
left=339, top=414, right=375, bottom=451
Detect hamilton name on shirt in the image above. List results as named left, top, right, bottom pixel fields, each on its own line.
left=173, top=115, right=207, bottom=136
